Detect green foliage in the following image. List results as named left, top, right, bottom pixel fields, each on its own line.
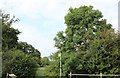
left=2, top=49, right=39, bottom=78
left=36, top=67, right=46, bottom=77
left=51, top=5, right=120, bottom=76
left=1, top=12, right=20, bottom=51
left=1, top=11, right=41, bottom=77
left=55, top=6, right=112, bottom=53
left=17, top=42, right=41, bottom=56
left=40, top=57, right=50, bottom=67
left=49, top=52, right=61, bottom=76
left=0, top=11, right=2, bottom=78
left=17, top=42, right=41, bottom=65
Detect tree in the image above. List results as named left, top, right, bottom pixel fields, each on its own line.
left=40, top=57, right=50, bottom=67
left=54, top=6, right=112, bottom=52
left=52, top=5, right=120, bottom=76
left=17, top=42, right=41, bottom=57
left=1, top=11, right=20, bottom=51
left=17, top=42, right=41, bottom=65
left=1, top=11, right=41, bottom=77
left=2, top=49, right=39, bottom=78
left=0, top=10, right=2, bottom=78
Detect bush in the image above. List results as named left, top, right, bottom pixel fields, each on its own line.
left=2, top=48, right=39, bottom=78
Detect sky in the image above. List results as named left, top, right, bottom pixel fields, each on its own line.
left=0, top=0, right=119, bottom=57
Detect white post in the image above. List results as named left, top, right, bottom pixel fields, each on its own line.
left=70, top=72, right=72, bottom=78
left=100, top=72, right=102, bottom=78
left=59, top=53, right=62, bottom=78
left=6, top=73, right=8, bottom=78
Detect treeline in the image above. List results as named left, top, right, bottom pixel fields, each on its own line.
left=1, top=5, right=120, bottom=78
left=46, top=6, right=120, bottom=77
left=0, top=11, right=43, bottom=78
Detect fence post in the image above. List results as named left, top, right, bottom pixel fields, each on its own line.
left=70, top=72, right=72, bottom=78
left=100, top=72, right=102, bottom=78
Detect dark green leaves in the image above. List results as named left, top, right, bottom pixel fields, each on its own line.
left=52, top=5, right=120, bottom=76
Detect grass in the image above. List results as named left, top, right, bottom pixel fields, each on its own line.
left=35, top=66, right=59, bottom=77
left=35, top=67, right=47, bottom=77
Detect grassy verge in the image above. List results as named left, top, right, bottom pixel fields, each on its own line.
left=35, top=67, right=47, bottom=77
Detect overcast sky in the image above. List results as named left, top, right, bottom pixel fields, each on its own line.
left=0, top=0, right=119, bottom=57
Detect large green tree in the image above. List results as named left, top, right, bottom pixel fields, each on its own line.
left=51, top=5, right=120, bottom=77
left=54, top=6, right=112, bottom=52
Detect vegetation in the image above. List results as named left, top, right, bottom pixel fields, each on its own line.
left=2, top=48, right=38, bottom=77
left=48, top=6, right=120, bottom=77
left=40, top=57, right=50, bottom=67
left=1, top=5, right=120, bottom=78
left=1, top=11, right=41, bottom=78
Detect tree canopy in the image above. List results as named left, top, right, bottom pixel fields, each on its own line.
left=50, top=5, right=120, bottom=76
left=54, top=6, right=112, bottom=52
left=1, top=12, right=20, bottom=51
left=1, top=10, right=41, bottom=78
left=1, top=5, right=120, bottom=78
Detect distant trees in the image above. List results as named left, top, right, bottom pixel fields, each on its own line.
left=1, top=10, right=41, bottom=78
left=17, top=42, right=41, bottom=57
left=17, top=42, right=41, bottom=65
left=40, top=57, right=50, bottom=67
left=49, top=6, right=120, bottom=76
